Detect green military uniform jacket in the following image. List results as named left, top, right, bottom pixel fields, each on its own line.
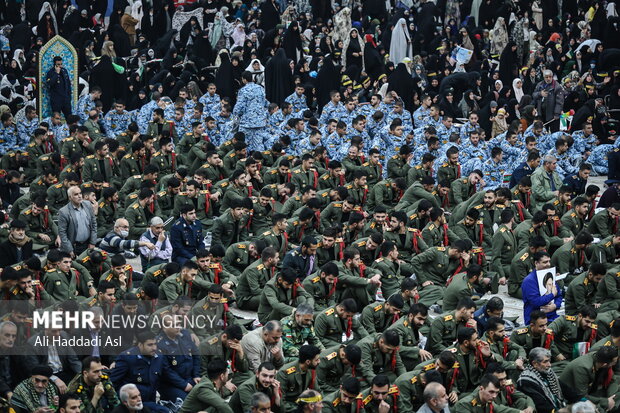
left=334, top=262, right=379, bottom=309
left=366, top=180, right=402, bottom=212
left=559, top=352, right=619, bottom=410
left=178, top=379, right=233, bottom=413
left=595, top=310, right=620, bottom=339
left=229, top=375, right=282, bottom=413
left=455, top=392, right=521, bottom=413
left=323, top=389, right=361, bottom=413
left=212, top=209, right=249, bottom=248
left=120, top=153, right=145, bottom=180
left=198, top=333, right=249, bottom=383
left=427, top=311, right=470, bottom=354
left=409, top=246, right=454, bottom=285
left=314, top=305, right=368, bottom=348
left=320, top=201, right=352, bottom=229
left=358, top=162, right=382, bottom=186
left=514, top=220, right=549, bottom=251
left=189, top=297, right=236, bottom=340
left=453, top=219, right=492, bottom=250
left=510, top=326, right=561, bottom=359
left=357, top=384, right=399, bottom=413
left=124, top=201, right=151, bottom=239
left=382, top=228, right=428, bottom=262
left=302, top=274, right=337, bottom=312
left=549, top=314, right=598, bottom=360
left=508, top=248, right=535, bottom=298
left=151, top=150, right=176, bottom=176
left=360, top=301, right=400, bottom=335
left=551, top=241, right=588, bottom=277
left=565, top=272, right=600, bottom=315
left=481, top=332, right=526, bottom=370
left=43, top=267, right=92, bottom=301
left=158, top=274, right=193, bottom=303
left=222, top=242, right=254, bottom=277
left=443, top=273, right=478, bottom=312
left=281, top=313, right=325, bottom=359
left=19, top=207, right=58, bottom=244
left=450, top=177, right=477, bottom=205
left=236, top=260, right=274, bottom=309
left=561, top=209, right=586, bottom=236
left=589, top=209, right=618, bottom=238
left=396, top=182, right=440, bottom=212
left=83, top=154, right=114, bottom=183
left=407, top=165, right=431, bottom=186
left=276, top=362, right=318, bottom=412
left=257, top=276, right=313, bottom=324
left=46, top=183, right=69, bottom=213
left=421, top=221, right=459, bottom=248
left=437, top=162, right=460, bottom=183
left=358, top=333, right=405, bottom=383
left=344, top=183, right=369, bottom=207
left=394, top=371, right=425, bottom=412
left=595, top=270, right=620, bottom=311
left=141, top=262, right=169, bottom=286
left=386, top=317, right=429, bottom=371
left=316, top=346, right=359, bottom=394
left=387, top=155, right=410, bottom=180
left=446, top=344, right=503, bottom=393
left=491, top=224, right=517, bottom=279
left=370, top=257, right=404, bottom=299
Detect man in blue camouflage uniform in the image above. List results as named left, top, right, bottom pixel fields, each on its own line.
left=297, top=130, right=322, bottom=156
left=339, top=98, right=358, bottom=128
left=548, top=136, right=579, bottom=179
left=324, top=121, right=348, bottom=161
left=413, top=95, right=432, bottom=128
left=588, top=144, right=613, bottom=175
left=460, top=129, right=489, bottom=176
left=385, top=100, right=413, bottom=137
left=42, top=112, right=70, bottom=142
left=500, top=131, right=527, bottom=169
left=0, top=112, right=18, bottom=153
left=571, top=123, right=597, bottom=161
left=435, top=115, right=458, bottom=145
left=459, top=112, right=481, bottom=141
left=173, top=108, right=192, bottom=139
left=17, top=105, right=39, bottom=144
left=199, top=83, right=221, bottom=117
left=213, top=104, right=234, bottom=143
left=233, top=71, right=270, bottom=152
left=482, top=147, right=509, bottom=189
left=285, top=85, right=309, bottom=114
left=358, top=94, right=384, bottom=119
left=103, top=100, right=132, bottom=138
left=76, top=87, right=102, bottom=124
left=137, top=93, right=161, bottom=134
left=319, top=91, right=344, bottom=125
left=412, top=135, right=441, bottom=165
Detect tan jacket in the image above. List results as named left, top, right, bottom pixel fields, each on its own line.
left=121, top=14, right=138, bottom=35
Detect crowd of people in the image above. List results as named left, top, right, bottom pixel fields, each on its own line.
left=0, top=0, right=619, bottom=412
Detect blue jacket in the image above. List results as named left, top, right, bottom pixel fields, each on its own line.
left=522, top=270, right=563, bottom=324
left=156, top=330, right=200, bottom=389
left=110, top=347, right=170, bottom=402
left=170, top=217, right=204, bottom=265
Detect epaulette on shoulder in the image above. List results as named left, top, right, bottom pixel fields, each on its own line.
left=436, top=247, right=446, bottom=251
left=158, top=191, right=167, bottom=197
left=500, top=227, right=507, bottom=232
left=229, top=152, right=236, bottom=158
left=443, top=314, right=453, bottom=321
left=128, top=193, right=138, bottom=199
left=375, top=257, right=384, bottom=263
left=356, top=240, right=366, bottom=247
left=53, top=183, right=62, bottom=188
left=520, top=253, right=529, bottom=261
left=238, top=243, right=247, bottom=248
left=423, top=363, right=436, bottom=371
left=362, top=162, right=369, bottom=166
left=591, top=323, right=598, bottom=330
left=391, top=155, right=398, bottom=159
left=153, top=151, right=161, bottom=157
left=326, top=352, right=338, bottom=360
left=133, top=175, right=141, bottom=179
left=208, top=336, right=219, bottom=345
left=516, top=328, right=528, bottom=334
left=388, top=385, right=399, bottom=395
left=441, top=163, right=448, bottom=167
left=257, top=264, right=265, bottom=270
left=546, top=329, right=554, bottom=335
left=374, top=304, right=383, bottom=312
left=23, top=209, right=31, bottom=215
left=474, top=204, right=483, bottom=209
left=333, top=203, right=342, bottom=208
left=27, top=142, right=35, bottom=147
left=565, top=315, right=576, bottom=321
left=132, top=203, right=139, bottom=209
left=428, top=223, right=435, bottom=230
left=86, top=154, right=95, bottom=159
left=123, top=153, right=131, bottom=159
left=311, top=276, right=320, bottom=283
left=410, top=376, right=418, bottom=384
left=286, top=366, right=296, bottom=374
left=472, top=247, right=483, bottom=254
left=324, top=308, right=335, bottom=316
left=363, top=395, right=373, bottom=405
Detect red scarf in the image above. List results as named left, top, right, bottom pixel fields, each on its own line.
left=505, top=385, right=514, bottom=406
left=543, top=331, right=553, bottom=349
left=478, top=222, right=485, bottom=247
left=475, top=345, right=487, bottom=369
left=411, top=231, right=420, bottom=253
left=516, top=202, right=525, bottom=221
left=171, top=152, right=176, bottom=171
left=230, top=349, right=237, bottom=372
left=448, top=366, right=459, bottom=392
left=42, top=208, right=50, bottom=229
left=442, top=224, right=449, bottom=247
left=346, top=316, right=353, bottom=338
left=327, top=278, right=338, bottom=298
left=502, top=337, right=510, bottom=358
left=456, top=163, right=461, bottom=178
left=204, top=192, right=211, bottom=214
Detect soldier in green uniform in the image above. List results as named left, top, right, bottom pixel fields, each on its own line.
left=382, top=211, right=428, bottom=263
left=276, top=345, right=321, bottom=413
left=442, top=264, right=485, bottom=312
left=82, top=141, right=114, bottom=184
left=125, top=189, right=156, bottom=239
left=158, top=260, right=200, bottom=303
left=550, top=231, right=593, bottom=282
left=189, top=284, right=237, bottom=341
left=155, top=177, right=181, bottom=218
left=407, top=153, right=435, bottom=186
left=178, top=359, right=234, bottom=413
left=591, top=322, right=620, bottom=375
left=427, top=297, right=477, bottom=354
left=452, top=208, right=492, bottom=251
left=29, top=168, right=58, bottom=195
left=19, top=196, right=60, bottom=250
left=281, top=304, right=325, bottom=361
left=344, top=170, right=369, bottom=207
left=334, top=247, right=381, bottom=309
left=43, top=250, right=95, bottom=300
left=510, top=310, right=565, bottom=362
left=236, top=247, right=279, bottom=311
left=320, top=198, right=357, bottom=230
left=564, top=264, right=606, bottom=315
left=454, top=374, right=528, bottom=413
left=386, top=303, right=433, bottom=370
left=257, top=268, right=313, bottom=324
left=487, top=364, right=535, bottom=411
left=549, top=306, right=599, bottom=360
left=514, top=211, right=550, bottom=251
left=387, top=146, right=413, bottom=180
left=589, top=204, right=620, bottom=238
left=118, top=164, right=159, bottom=202
left=357, top=374, right=400, bottom=413
left=228, top=362, right=282, bottom=413
left=99, top=255, right=134, bottom=300
left=290, top=153, right=319, bottom=189
left=357, top=331, right=406, bottom=384
left=222, top=240, right=263, bottom=278
left=491, top=210, right=517, bottom=284
left=198, top=325, right=249, bottom=384
left=67, top=356, right=121, bottom=413
left=211, top=197, right=250, bottom=248
left=150, top=136, right=177, bottom=176
left=314, top=299, right=368, bottom=348
left=46, top=172, right=79, bottom=213
left=360, top=295, right=404, bottom=335
left=263, top=159, right=292, bottom=186
left=316, top=344, right=362, bottom=394
left=366, top=178, right=407, bottom=212
left=561, top=196, right=589, bottom=236
left=589, top=233, right=620, bottom=266
left=322, top=377, right=363, bottom=413
left=302, top=262, right=339, bottom=312
left=120, top=141, right=147, bottom=180
left=559, top=346, right=619, bottom=410
left=141, top=262, right=179, bottom=287
left=508, top=236, right=547, bottom=299
left=482, top=318, right=526, bottom=377
left=97, top=187, right=120, bottom=237
left=450, top=170, right=483, bottom=205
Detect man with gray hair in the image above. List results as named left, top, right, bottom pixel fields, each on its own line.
left=0, top=321, right=20, bottom=399
left=531, top=155, right=563, bottom=204
left=572, top=401, right=596, bottom=413
left=517, top=348, right=565, bottom=413
left=533, top=70, right=565, bottom=130
left=58, top=185, right=98, bottom=257
left=281, top=303, right=325, bottom=361
left=114, top=383, right=144, bottom=413
left=100, top=218, right=156, bottom=257
left=138, top=217, right=172, bottom=269
left=249, top=392, right=272, bottom=413
left=241, top=320, right=285, bottom=372
left=417, top=382, right=450, bottom=413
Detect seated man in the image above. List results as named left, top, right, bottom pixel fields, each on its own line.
left=10, top=365, right=60, bottom=413
left=179, top=359, right=233, bottom=413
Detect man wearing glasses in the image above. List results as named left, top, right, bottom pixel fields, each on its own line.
left=531, top=155, right=563, bottom=205
left=45, top=56, right=72, bottom=119
left=532, top=70, right=566, bottom=132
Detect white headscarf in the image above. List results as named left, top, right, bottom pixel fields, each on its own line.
left=232, top=23, right=246, bottom=48
left=342, top=28, right=365, bottom=70
left=512, top=78, right=524, bottom=103
left=389, top=18, right=412, bottom=65
left=38, top=2, right=58, bottom=35
left=131, top=1, right=144, bottom=30
left=245, top=58, right=264, bottom=73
